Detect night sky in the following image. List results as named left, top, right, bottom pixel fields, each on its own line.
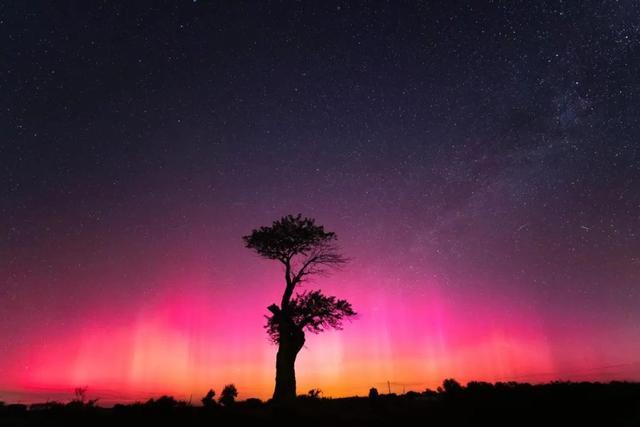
left=2, top=1, right=640, bottom=403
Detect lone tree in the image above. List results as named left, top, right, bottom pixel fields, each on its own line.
left=244, top=214, right=356, bottom=402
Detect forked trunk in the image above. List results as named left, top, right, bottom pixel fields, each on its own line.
left=272, top=327, right=305, bottom=402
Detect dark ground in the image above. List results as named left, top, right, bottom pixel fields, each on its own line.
left=1, top=381, right=640, bottom=426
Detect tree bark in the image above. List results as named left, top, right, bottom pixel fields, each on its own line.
left=272, top=324, right=305, bottom=402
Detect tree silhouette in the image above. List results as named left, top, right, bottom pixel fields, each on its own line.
left=201, top=389, right=216, bottom=408
left=244, top=214, right=356, bottom=402
left=73, top=387, right=87, bottom=404
left=219, top=384, right=238, bottom=407
left=307, top=388, right=322, bottom=399
left=368, top=387, right=379, bottom=400
left=442, top=378, right=463, bottom=394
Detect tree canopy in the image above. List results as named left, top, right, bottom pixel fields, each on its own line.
left=243, top=214, right=337, bottom=263
left=265, top=290, right=356, bottom=343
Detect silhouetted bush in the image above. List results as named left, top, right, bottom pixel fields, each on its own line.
left=466, top=381, right=494, bottom=393
left=422, top=388, right=438, bottom=398
left=307, top=388, right=322, bottom=399
left=442, top=378, right=463, bottom=394
left=74, top=386, right=88, bottom=403
left=404, top=390, right=421, bottom=399
left=219, top=384, right=238, bottom=407
left=368, top=387, right=379, bottom=400
left=242, top=398, right=263, bottom=408
left=145, top=395, right=179, bottom=409
left=201, top=389, right=217, bottom=408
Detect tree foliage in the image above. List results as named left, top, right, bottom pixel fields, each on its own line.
left=265, top=290, right=356, bottom=343
left=201, top=389, right=216, bottom=407
left=243, top=214, right=337, bottom=262
left=243, top=215, right=347, bottom=289
left=219, top=384, right=238, bottom=407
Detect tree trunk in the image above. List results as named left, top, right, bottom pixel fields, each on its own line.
left=272, top=327, right=305, bottom=402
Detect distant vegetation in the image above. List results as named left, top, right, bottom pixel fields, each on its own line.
left=1, top=380, right=639, bottom=426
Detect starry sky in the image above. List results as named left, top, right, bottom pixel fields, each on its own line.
left=2, top=1, right=640, bottom=404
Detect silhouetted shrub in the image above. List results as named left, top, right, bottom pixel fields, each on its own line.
left=466, top=381, right=494, bottom=394
left=442, top=378, right=463, bottom=394
left=145, top=395, right=178, bottom=410
left=201, top=389, right=217, bottom=408
left=422, top=388, right=438, bottom=398
left=308, top=388, right=322, bottom=399
left=368, top=387, right=379, bottom=400
left=74, top=386, right=88, bottom=403
left=219, top=384, right=238, bottom=406
left=242, top=398, right=263, bottom=408
left=404, top=390, right=420, bottom=399
left=65, top=400, right=85, bottom=410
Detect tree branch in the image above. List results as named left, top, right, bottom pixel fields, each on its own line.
left=281, top=259, right=295, bottom=310
left=267, top=304, right=280, bottom=315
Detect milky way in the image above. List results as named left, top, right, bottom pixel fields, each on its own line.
left=1, top=2, right=639, bottom=403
